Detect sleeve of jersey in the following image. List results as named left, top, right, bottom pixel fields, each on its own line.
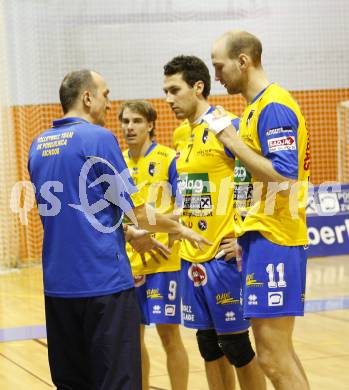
left=224, top=117, right=239, bottom=159
left=168, top=157, right=178, bottom=197
left=97, top=132, right=145, bottom=211
left=257, top=103, right=299, bottom=179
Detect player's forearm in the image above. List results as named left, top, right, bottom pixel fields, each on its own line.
left=218, top=126, right=295, bottom=184
left=132, top=204, right=183, bottom=235
left=123, top=224, right=147, bottom=242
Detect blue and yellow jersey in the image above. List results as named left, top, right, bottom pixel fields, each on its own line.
left=174, top=106, right=240, bottom=262
left=235, top=83, right=310, bottom=245
left=123, top=142, right=181, bottom=275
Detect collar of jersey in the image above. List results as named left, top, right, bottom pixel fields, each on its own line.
left=128, top=141, right=157, bottom=159
left=52, top=117, right=89, bottom=127
left=191, top=105, right=215, bottom=127
left=251, top=83, right=275, bottom=104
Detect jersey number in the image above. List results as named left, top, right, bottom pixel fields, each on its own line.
left=185, top=144, right=193, bottom=162
left=168, top=280, right=177, bottom=301
left=266, top=263, right=287, bottom=288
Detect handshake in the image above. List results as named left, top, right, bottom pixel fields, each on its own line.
left=202, top=106, right=233, bottom=135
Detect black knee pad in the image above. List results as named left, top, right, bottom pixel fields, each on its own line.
left=196, top=329, right=224, bottom=362
left=217, top=331, right=255, bottom=368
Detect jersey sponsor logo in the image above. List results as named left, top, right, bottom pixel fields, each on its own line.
left=182, top=305, right=193, bottom=313
left=216, top=292, right=240, bottom=305
left=183, top=305, right=195, bottom=321
left=234, top=159, right=251, bottom=184
left=196, top=149, right=214, bottom=158
left=234, top=184, right=254, bottom=209
left=267, top=136, right=296, bottom=152
left=268, top=291, right=284, bottom=306
left=234, top=166, right=247, bottom=181
left=246, top=110, right=255, bottom=127
left=182, top=195, right=212, bottom=210
left=182, top=209, right=213, bottom=217
left=147, top=288, right=163, bottom=299
left=246, top=273, right=264, bottom=287
left=188, top=263, right=208, bottom=287
left=234, top=184, right=252, bottom=199
left=179, top=173, right=213, bottom=215
left=165, top=304, right=176, bottom=316
left=198, top=219, right=208, bottom=231
left=148, top=162, right=156, bottom=176
left=152, top=304, right=161, bottom=314
left=248, top=294, right=258, bottom=305
left=303, top=132, right=310, bottom=170
left=202, top=128, right=209, bottom=144
left=134, top=275, right=146, bottom=287
left=178, top=173, right=212, bottom=217
left=266, top=126, right=293, bottom=136
left=178, top=173, right=210, bottom=195
left=225, top=311, right=236, bottom=321
left=156, top=150, right=169, bottom=158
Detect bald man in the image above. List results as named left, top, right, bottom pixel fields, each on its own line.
left=204, top=31, right=310, bottom=390
left=28, top=69, right=211, bottom=390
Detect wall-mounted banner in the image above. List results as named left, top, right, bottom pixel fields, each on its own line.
left=307, top=184, right=349, bottom=257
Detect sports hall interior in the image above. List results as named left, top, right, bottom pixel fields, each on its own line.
left=0, top=1, right=348, bottom=389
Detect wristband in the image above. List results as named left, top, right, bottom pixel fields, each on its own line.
left=202, top=112, right=232, bottom=135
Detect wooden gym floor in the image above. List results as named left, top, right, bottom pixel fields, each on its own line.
left=0, top=255, right=348, bottom=389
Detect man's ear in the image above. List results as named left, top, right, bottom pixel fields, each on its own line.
left=194, top=80, right=205, bottom=96
left=239, top=53, right=250, bottom=71
left=148, top=121, right=155, bottom=133
left=82, top=90, right=92, bottom=108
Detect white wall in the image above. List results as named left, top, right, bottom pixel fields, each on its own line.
left=4, top=0, right=349, bottom=104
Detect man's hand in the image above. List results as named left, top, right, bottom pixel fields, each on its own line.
left=202, top=106, right=234, bottom=135
left=216, top=236, right=239, bottom=261
left=127, top=227, right=171, bottom=267
left=168, top=232, right=181, bottom=248
left=177, top=225, right=212, bottom=251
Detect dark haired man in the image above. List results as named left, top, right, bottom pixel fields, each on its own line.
left=163, top=56, right=266, bottom=390
left=28, top=69, right=210, bottom=390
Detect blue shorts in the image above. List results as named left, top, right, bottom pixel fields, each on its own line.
left=239, top=231, right=308, bottom=318
left=181, top=259, right=250, bottom=334
left=134, top=271, right=181, bottom=325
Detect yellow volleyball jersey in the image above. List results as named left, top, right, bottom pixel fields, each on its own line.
left=235, top=83, right=310, bottom=245
left=123, top=143, right=181, bottom=275
left=174, top=107, right=241, bottom=262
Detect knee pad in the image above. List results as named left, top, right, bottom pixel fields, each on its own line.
left=196, top=329, right=224, bottom=362
left=217, top=331, right=255, bottom=368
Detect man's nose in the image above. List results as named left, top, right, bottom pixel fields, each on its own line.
left=166, top=94, right=174, bottom=104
